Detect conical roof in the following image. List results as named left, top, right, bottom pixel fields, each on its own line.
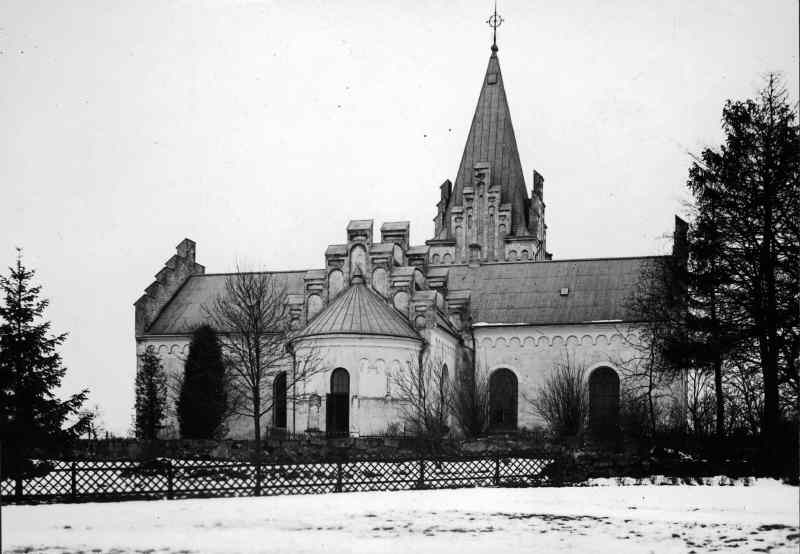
left=293, top=274, right=421, bottom=342
left=450, top=50, right=530, bottom=235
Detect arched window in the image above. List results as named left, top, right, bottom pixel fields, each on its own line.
left=589, top=366, right=620, bottom=437
left=439, top=364, right=450, bottom=411
left=489, top=368, right=518, bottom=431
left=273, top=371, right=287, bottom=429
left=327, top=368, right=350, bottom=436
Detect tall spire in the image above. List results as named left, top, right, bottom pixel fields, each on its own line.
left=448, top=36, right=530, bottom=237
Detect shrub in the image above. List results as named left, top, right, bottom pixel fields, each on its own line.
left=528, top=354, right=588, bottom=440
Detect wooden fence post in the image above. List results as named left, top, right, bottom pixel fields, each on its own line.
left=493, top=453, right=500, bottom=486
left=417, top=459, right=426, bottom=489
left=70, top=461, right=77, bottom=501
left=335, top=461, right=343, bottom=493
left=14, top=474, right=22, bottom=502
left=255, top=460, right=262, bottom=496
left=166, top=460, right=174, bottom=500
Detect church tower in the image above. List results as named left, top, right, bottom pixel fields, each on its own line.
left=427, top=31, right=549, bottom=264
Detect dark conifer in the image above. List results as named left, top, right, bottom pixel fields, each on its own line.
left=177, top=324, right=227, bottom=438
left=0, top=249, right=90, bottom=461
left=135, top=348, right=167, bottom=440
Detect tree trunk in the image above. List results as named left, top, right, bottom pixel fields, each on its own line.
left=252, top=389, right=262, bottom=462
left=759, top=104, right=780, bottom=474
left=713, top=356, right=724, bottom=437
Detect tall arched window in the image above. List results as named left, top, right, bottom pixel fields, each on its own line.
left=489, top=368, right=518, bottom=431
left=439, top=364, right=449, bottom=412
left=589, top=366, right=620, bottom=437
left=273, top=371, right=287, bottom=429
left=327, top=368, right=350, bottom=436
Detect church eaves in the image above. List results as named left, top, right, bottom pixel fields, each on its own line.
left=450, top=49, right=530, bottom=236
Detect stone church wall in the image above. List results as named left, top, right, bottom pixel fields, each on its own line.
left=473, top=322, right=686, bottom=430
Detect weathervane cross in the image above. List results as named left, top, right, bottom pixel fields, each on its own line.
left=486, top=1, right=504, bottom=51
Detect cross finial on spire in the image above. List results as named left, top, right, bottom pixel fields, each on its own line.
left=486, top=1, right=503, bottom=53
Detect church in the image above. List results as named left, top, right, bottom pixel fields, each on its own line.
left=134, top=34, right=686, bottom=439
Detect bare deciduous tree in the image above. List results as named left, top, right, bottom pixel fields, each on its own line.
left=451, top=353, right=490, bottom=438
left=393, top=352, right=451, bottom=441
left=205, top=268, right=322, bottom=448
left=526, top=350, right=588, bottom=440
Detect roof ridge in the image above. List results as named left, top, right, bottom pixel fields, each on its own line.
left=429, top=254, right=668, bottom=268
left=200, top=269, right=319, bottom=277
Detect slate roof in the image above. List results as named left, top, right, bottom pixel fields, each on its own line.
left=442, top=256, right=662, bottom=325
left=145, top=271, right=307, bottom=335
left=448, top=50, right=530, bottom=236
left=292, top=275, right=421, bottom=342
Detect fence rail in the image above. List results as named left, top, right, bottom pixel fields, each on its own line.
left=0, top=454, right=557, bottom=504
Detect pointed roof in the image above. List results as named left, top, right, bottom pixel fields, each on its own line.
left=450, top=50, right=530, bottom=235
left=292, top=273, right=421, bottom=342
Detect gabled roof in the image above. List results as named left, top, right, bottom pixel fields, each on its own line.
left=293, top=274, right=421, bottom=342
left=449, top=50, right=530, bottom=235
left=441, top=256, right=662, bottom=326
left=144, top=271, right=307, bottom=335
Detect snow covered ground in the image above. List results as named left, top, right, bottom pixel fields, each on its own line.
left=3, top=481, right=798, bottom=553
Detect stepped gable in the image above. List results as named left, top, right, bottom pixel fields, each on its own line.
left=293, top=271, right=421, bottom=342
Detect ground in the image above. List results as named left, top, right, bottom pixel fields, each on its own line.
left=3, top=481, right=798, bottom=553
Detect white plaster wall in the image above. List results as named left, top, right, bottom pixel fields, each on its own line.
left=136, top=337, right=190, bottom=438
left=137, top=336, right=286, bottom=439
left=473, top=323, right=685, bottom=430
left=290, top=335, right=423, bottom=436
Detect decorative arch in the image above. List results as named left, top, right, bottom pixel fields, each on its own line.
left=272, top=371, right=287, bottom=429
left=443, top=253, right=453, bottom=264
left=588, top=366, right=620, bottom=437
left=521, top=249, right=529, bottom=260
left=328, top=269, right=344, bottom=300
left=393, top=291, right=410, bottom=314
left=413, top=269, right=426, bottom=291
left=489, top=368, right=518, bottom=431
left=523, top=336, right=536, bottom=348
left=372, top=267, right=389, bottom=297
left=327, top=368, right=350, bottom=436
left=432, top=253, right=441, bottom=264
left=393, top=244, right=404, bottom=266
left=307, top=294, right=323, bottom=321
left=508, top=250, right=518, bottom=261
left=349, top=244, right=367, bottom=276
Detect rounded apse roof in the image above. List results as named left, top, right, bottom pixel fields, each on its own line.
left=292, top=273, right=421, bottom=342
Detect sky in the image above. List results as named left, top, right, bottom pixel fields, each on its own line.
left=1, top=0, right=797, bottom=436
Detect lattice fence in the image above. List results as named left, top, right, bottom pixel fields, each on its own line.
left=0, top=454, right=558, bottom=504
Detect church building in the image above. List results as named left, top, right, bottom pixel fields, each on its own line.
left=134, top=35, right=686, bottom=439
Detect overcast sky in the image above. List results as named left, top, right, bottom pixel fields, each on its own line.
left=1, top=0, right=797, bottom=436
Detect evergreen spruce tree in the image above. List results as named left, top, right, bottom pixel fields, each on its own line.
left=177, top=324, right=227, bottom=438
left=0, top=249, right=90, bottom=461
left=134, top=348, right=167, bottom=440
left=683, top=75, right=799, bottom=462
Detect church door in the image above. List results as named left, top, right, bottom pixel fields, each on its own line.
left=326, top=368, right=350, bottom=437
left=589, top=367, right=620, bottom=437
left=273, top=371, right=287, bottom=429
left=489, top=368, right=518, bottom=431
